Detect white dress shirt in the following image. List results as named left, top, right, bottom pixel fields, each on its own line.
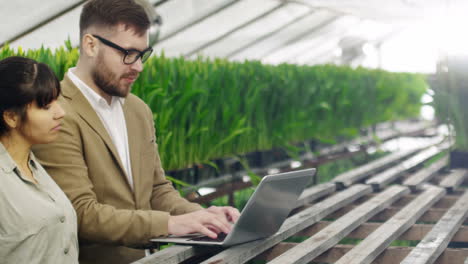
left=67, top=68, right=134, bottom=190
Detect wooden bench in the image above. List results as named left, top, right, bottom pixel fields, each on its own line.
left=133, top=138, right=468, bottom=264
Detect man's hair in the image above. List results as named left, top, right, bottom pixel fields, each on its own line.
left=80, top=0, right=150, bottom=39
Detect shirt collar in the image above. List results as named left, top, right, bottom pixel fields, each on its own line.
left=67, top=67, right=125, bottom=107
left=0, top=142, right=37, bottom=173
left=28, top=152, right=39, bottom=170
left=0, top=142, right=16, bottom=173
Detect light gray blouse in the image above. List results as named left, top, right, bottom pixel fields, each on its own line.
left=0, top=142, right=78, bottom=264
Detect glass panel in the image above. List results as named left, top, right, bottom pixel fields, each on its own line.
left=155, top=0, right=235, bottom=40
left=10, top=5, right=83, bottom=49
left=290, top=0, right=443, bottom=21
left=304, top=43, right=343, bottom=65
left=153, top=0, right=279, bottom=57
left=197, top=2, right=311, bottom=59
left=3, top=0, right=408, bottom=69
left=287, top=17, right=362, bottom=65
left=263, top=16, right=395, bottom=66
left=347, top=19, right=394, bottom=41
left=288, top=35, right=347, bottom=65
left=2, top=0, right=82, bottom=46
left=229, top=9, right=336, bottom=62
left=298, top=32, right=354, bottom=66
left=9, top=0, right=160, bottom=49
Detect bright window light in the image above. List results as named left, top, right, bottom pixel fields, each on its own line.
left=242, top=175, right=250, bottom=182
left=290, top=161, right=302, bottom=169
left=420, top=105, right=435, bottom=121
left=197, top=187, right=216, bottom=196
left=433, top=8, right=468, bottom=56
left=267, top=168, right=280, bottom=175
left=421, top=94, right=433, bottom=104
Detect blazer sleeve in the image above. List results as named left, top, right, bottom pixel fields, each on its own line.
left=33, top=99, right=174, bottom=246
left=144, top=105, right=203, bottom=214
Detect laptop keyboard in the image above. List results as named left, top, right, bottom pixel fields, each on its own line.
left=189, top=232, right=227, bottom=242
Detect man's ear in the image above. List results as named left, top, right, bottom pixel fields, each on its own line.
left=3, top=110, right=19, bottom=129
left=82, top=34, right=99, bottom=58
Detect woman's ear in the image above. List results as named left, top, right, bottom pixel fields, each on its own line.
left=2, top=110, right=19, bottom=129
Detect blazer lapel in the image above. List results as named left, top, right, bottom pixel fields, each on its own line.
left=123, top=101, right=141, bottom=202
left=61, top=75, right=130, bottom=185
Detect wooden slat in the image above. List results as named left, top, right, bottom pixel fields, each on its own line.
left=391, top=193, right=457, bottom=209
left=329, top=191, right=465, bottom=221
left=131, top=245, right=214, bottom=264
left=366, top=146, right=445, bottom=191
left=266, top=121, right=429, bottom=172
left=334, top=185, right=446, bottom=264
left=298, top=221, right=468, bottom=243
left=328, top=204, right=455, bottom=222
left=199, top=184, right=372, bottom=264
left=354, top=193, right=458, bottom=209
left=315, top=119, right=429, bottom=157
left=258, top=243, right=468, bottom=264
left=332, top=136, right=443, bottom=188
left=440, top=169, right=468, bottom=193
left=295, top=182, right=336, bottom=208
left=401, top=190, right=468, bottom=264
left=370, top=207, right=454, bottom=223
left=332, top=148, right=422, bottom=188
left=403, top=156, right=449, bottom=192
left=268, top=185, right=410, bottom=264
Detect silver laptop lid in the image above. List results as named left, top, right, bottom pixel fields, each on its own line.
left=223, top=168, right=315, bottom=246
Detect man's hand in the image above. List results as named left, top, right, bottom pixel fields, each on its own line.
left=168, top=206, right=241, bottom=238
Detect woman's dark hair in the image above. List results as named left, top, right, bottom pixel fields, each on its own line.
left=0, top=56, right=61, bottom=136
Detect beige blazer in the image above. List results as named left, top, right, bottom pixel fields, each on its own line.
left=33, top=75, right=202, bottom=264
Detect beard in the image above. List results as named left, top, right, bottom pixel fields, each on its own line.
left=91, top=53, right=138, bottom=98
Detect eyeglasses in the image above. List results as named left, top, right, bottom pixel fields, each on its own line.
left=92, top=35, right=153, bottom=65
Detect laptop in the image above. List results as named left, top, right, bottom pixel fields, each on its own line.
left=151, top=168, right=316, bottom=247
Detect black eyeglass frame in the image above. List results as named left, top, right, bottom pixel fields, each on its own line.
left=92, top=34, right=153, bottom=65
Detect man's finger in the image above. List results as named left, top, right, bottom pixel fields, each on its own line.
left=199, top=225, right=218, bottom=239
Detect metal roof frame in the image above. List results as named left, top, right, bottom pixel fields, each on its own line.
left=184, top=2, right=287, bottom=58
left=0, top=1, right=85, bottom=48
left=1, top=0, right=169, bottom=49
left=225, top=8, right=316, bottom=59
left=304, top=23, right=404, bottom=66
left=154, top=0, right=241, bottom=44
left=258, top=14, right=341, bottom=60
left=282, top=17, right=355, bottom=64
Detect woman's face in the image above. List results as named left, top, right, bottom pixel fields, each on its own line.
left=19, top=100, right=65, bottom=145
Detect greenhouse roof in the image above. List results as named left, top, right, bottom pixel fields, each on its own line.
left=2, top=0, right=468, bottom=73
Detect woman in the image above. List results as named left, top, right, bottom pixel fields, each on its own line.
left=0, top=56, right=78, bottom=263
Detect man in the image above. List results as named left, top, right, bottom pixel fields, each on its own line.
left=33, top=0, right=239, bottom=263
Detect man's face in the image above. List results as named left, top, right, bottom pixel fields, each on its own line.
left=92, top=25, right=149, bottom=98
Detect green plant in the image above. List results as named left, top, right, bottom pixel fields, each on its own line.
left=433, top=57, right=468, bottom=151
left=0, top=44, right=427, bottom=171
